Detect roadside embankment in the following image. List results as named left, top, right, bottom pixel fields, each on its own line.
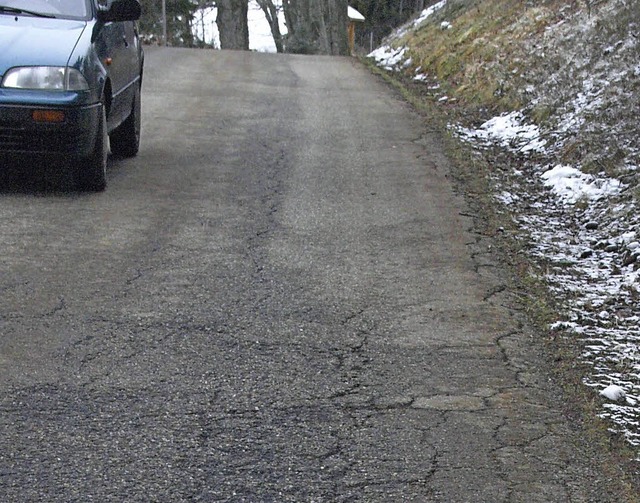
left=366, top=0, right=640, bottom=489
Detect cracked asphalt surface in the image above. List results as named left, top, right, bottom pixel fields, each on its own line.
left=0, top=48, right=626, bottom=501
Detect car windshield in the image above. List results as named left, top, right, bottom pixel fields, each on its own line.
left=0, top=0, right=89, bottom=19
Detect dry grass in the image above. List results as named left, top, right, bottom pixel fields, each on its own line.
left=397, top=0, right=578, bottom=112
left=385, top=0, right=640, bottom=199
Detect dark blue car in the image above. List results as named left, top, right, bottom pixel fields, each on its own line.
left=0, top=0, right=143, bottom=191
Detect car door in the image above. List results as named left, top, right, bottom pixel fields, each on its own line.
left=93, top=0, right=131, bottom=129
left=114, top=9, right=141, bottom=103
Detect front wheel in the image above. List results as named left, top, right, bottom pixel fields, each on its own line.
left=75, top=102, right=108, bottom=192
left=110, top=84, right=141, bottom=158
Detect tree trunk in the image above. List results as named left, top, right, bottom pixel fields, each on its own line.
left=256, top=0, right=284, bottom=53
left=324, top=0, right=348, bottom=56
left=216, top=0, right=249, bottom=50
left=283, top=0, right=312, bottom=54
left=283, top=0, right=348, bottom=55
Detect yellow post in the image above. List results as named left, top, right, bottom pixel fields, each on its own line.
left=347, top=6, right=365, bottom=56
left=348, top=22, right=356, bottom=55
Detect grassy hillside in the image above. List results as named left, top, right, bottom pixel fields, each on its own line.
left=380, top=0, right=639, bottom=175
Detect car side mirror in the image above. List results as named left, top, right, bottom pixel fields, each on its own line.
left=97, top=0, right=141, bottom=22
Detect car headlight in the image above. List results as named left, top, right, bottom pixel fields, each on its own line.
left=1, top=67, right=89, bottom=91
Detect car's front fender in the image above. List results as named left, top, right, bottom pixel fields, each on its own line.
left=69, top=20, right=108, bottom=105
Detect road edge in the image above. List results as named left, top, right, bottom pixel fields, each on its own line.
left=360, top=57, right=640, bottom=502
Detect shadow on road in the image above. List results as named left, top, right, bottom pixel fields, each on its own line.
left=0, top=155, right=126, bottom=195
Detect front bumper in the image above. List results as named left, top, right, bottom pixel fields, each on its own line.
left=0, top=93, right=100, bottom=158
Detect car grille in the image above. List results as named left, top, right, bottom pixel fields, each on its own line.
left=0, top=122, right=84, bottom=154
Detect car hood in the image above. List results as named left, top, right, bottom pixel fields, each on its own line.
left=0, top=16, right=87, bottom=78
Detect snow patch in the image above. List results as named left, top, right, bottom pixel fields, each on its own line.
left=368, top=46, right=408, bottom=71
left=457, top=111, right=546, bottom=154
left=412, top=0, right=448, bottom=29
left=601, top=384, right=627, bottom=401
left=540, top=165, right=622, bottom=204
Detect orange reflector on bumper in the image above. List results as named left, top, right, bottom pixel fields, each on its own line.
left=32, top=110, right=65, bottom=123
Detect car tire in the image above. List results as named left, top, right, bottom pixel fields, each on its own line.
left=76, top=102, right=108, bottom=192
left=109, top=83, right=141, bottom=158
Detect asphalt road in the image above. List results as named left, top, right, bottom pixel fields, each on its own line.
left=0, top=48, right=626, bottom=502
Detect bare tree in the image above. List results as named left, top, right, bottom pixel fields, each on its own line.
left=216, top=0, right=249, bottom=50
left=255, top=0, right=285, bottom=52
left=323, top=0, right=348, bottom=55
left=283, top=0, right=348, bottom=55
